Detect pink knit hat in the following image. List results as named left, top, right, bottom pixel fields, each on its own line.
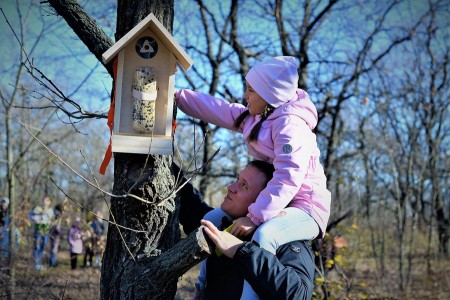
left=245, top=56, right=299, bottom=108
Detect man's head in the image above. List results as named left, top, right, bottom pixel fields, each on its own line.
left=1, top=197, right=9, bottom=212
left=220, top=160, right=274, bottom=219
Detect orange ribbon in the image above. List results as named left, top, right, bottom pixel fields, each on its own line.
left=99, top=58, right=118, bottom=175
left=172, top=118, right=177, bottom=133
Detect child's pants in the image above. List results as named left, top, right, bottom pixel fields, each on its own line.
left=70, top=252, right=79, bottom=270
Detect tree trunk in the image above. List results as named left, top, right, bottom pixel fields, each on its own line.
left=100, top=154, right=212, bottom=300
left=4, top=33, right=27, bottom=300
left=100, top=154, right=174, bottom=298
left=47, top=0, right=214, bottom=298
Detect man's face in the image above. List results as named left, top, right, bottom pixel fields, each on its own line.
left=220, top=165, right=267, bottom=219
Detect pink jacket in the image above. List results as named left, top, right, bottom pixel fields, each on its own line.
left=68, top=225, right=83, bottom=254
left=176, top=89, right=331, bottom=237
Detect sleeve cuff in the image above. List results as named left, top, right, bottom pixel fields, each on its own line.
left=246, top=213, right=262, bottom=226
left=235, top=241, right=257, bottom=258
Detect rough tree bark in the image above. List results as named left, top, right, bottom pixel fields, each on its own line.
left=47, top=0, right=212, bottom=299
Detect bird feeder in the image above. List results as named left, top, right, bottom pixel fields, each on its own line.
left=102, top=13, right=193, bottom=155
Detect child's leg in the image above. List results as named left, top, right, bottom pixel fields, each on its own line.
left=70, top=252, right=77, bottom=269
left=241, top=208, right=319, bottom=299
left=195, top=258, right=207, bottom=290
left=251, top=207, right=319, bottom=254
left=196, top=208, right=232, bottom=289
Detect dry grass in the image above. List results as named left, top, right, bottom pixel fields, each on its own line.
left=323, top=256, right=450, bottom=299
left=313, top=223, right=450, bottom=300
left=0, top=247, right=199, bottom=300
left=1, top=235, right=449, bottom=299
left=175, top=265, right=200, bottom=300
left=0, top=250, right=101, bottom=300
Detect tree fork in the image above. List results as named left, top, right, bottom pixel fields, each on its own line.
left=47, top=0, right=115, bottom=76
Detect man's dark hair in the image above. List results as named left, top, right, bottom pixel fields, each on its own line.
left=247, top=160, right=275, bottom=187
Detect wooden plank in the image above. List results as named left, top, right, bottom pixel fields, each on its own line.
left=112, top=134, right=173, bottom=155
left=113, top=51, right=125, bottom=132
left=165, top=54, right=176, bottom=136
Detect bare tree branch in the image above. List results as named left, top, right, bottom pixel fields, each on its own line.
left=46, top=0, right=114, bottom=76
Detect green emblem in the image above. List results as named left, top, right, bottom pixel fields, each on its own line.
left=283, top=144, right=292, bottom=153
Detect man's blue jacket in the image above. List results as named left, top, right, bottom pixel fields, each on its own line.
left=176, top=164, right=315, bottom=300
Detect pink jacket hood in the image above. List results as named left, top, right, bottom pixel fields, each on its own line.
left=268, top=89, right=318, bottom=130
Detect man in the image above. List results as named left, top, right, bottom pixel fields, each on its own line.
left=0, top=197, right=11, bottom=261
left=177, top=161, right=315, bottom=300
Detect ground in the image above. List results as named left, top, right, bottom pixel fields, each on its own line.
left=1, top=240, right=449, bottom=299
left=0, top=249, right=199, bottom=300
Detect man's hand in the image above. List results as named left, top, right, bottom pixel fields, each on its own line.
left=229, top=216, right=257, bottom=238
left=201, top=220, right=243, bottom=258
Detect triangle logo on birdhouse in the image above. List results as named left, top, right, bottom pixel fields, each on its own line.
left=103, top=13, right=193, bottom=70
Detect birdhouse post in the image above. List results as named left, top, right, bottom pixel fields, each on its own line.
left=102, top=13, right=193, bottom=155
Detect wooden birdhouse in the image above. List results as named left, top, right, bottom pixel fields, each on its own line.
left=102, top=13, right=193, bottom=155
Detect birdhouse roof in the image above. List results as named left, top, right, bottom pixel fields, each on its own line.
left=102, top=13, right=193, bottom=70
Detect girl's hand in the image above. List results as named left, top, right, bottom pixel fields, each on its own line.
left=229, top=217, right=257, bottom=238
left=174, top=90, right=182, bottom=102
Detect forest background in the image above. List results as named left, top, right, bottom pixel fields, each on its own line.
left=0, top=0, right=449, bottom=299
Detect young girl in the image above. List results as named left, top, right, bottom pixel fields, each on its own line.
left=176, top=56, right=331, bottom=298
left=68, top=217, right=83, bottom=270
